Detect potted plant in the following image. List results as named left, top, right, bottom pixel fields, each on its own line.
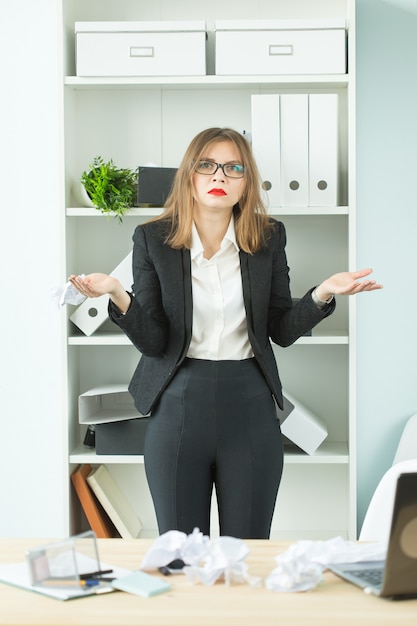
left=81, top=156, right=138, bottom=221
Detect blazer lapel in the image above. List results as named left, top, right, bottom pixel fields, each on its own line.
left=178, top=248, right=193, bottom=359
left=240, top=249, right=270, bottom=355
left=182, top=249, right=193, bottom=335
left=239, top=250, right=254, bottom=331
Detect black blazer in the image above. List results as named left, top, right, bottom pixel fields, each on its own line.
left=109, top=218, right=335, bottom=415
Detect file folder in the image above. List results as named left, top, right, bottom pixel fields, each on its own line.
left=251, top=94, right=281, bottom=208
left=309, top=94, right=339, bottom=206
left=280, top=94, right=309, bottom=207
left=70, top=252, right=133, bottom=336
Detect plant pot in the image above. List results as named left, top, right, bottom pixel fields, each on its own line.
left=72, top=179, right=95, bottom=208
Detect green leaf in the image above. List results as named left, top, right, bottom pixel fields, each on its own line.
left=80, top=156, right=138, bottom=221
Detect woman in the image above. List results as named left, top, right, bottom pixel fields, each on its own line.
left=70, top=127, right=382, bottom=539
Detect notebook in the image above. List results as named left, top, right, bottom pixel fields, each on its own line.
left=328, top=472, right=417, bottom=599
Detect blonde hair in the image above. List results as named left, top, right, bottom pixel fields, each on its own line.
left=150, top=127, right=273, bottom=254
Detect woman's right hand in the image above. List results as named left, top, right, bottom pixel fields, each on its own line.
left=68, top=273, right=131, bottom=313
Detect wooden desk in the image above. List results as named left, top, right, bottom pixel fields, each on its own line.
left=1, top=538, right=416, bottom=626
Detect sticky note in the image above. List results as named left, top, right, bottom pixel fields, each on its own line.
left=111, top=571, right=171, bottom=597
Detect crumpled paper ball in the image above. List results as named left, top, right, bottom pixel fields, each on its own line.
left=140, top=528, right=261, bottom=587
left=140, top=528, right=209, bottom=571
left=51, top=275, right=87, bottom=308
left=141, top=531, right=386, bottom=593
left=265, top=536, right=386, bottom=592
left=183, top=535, right=261, bottom=587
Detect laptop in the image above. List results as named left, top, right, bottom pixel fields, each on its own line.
left=328, top=472, right=417, bottom=599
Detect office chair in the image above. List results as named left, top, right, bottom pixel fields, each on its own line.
left=359, top=458, right=417, bottom=543
left=392, top=413, right=417, bottom=464
left=359, top=413, right=417, bottom=543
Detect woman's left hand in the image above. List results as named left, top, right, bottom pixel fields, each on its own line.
left=315, top=268, right=383, bottom=301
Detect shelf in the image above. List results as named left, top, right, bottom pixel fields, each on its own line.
left=69, top=441, right=348, bottom=465
left=70, top=443, right=145, bottom=464
left=273, top=206, right=349, bottom=216
left=284, top=441, right=349, bottom=464
left=65, top=74, right=349, bottom=90
left=66, top=206, right=349, bottom=217
left=63, top=0, right=356, bottom=540
left=68, top=329, right=349, bottom=346
left=296, top=330, right=349, bottom=345
left=66, top=207, right=163, bottom=217
left=68, top=331, right=132, bottom=346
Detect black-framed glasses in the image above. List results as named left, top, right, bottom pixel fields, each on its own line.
left=194, top=160, right=245, bottom=179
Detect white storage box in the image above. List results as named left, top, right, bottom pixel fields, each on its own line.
left=79, top=384, right=145, bottom=425
left=70, top=251, right=132, bottom=337
left=278, top=391, right=328, bottom=455
left=75, top=21, right=207, bottom=77
left=215, top=19, right=346, bottom=75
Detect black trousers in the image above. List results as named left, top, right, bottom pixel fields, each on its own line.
left=143, top=357, right=284, bottom=539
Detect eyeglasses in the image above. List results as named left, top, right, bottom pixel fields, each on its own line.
left=194, top=160, right=245, bottom=179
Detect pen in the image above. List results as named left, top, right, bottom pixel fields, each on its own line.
left=158, top=566, right=171, bottom=576
left=81, top=579, right=101, bottom=588
left=80, top=569, right=113, bottom=580
left=158, top=559, right=185, bottom=576
left=40, top=578, right=101, bottom=588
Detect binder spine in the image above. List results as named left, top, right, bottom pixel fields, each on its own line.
left=251, top=94, right=281, bottom=208
left=280, top=94, right=309, bottom=207
left=308, top=93, right=339, bottom=206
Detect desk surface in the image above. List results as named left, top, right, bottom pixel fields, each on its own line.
left=1, top=538, right=416, bottom=626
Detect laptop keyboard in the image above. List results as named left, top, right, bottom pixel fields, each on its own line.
left=350, top=568, right=383, bottom=587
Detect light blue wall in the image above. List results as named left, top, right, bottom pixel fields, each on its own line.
left=356, top=0, right=417, bottom=528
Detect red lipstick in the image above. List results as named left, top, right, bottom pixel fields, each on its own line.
left=208, top=188, right=227, bottom=196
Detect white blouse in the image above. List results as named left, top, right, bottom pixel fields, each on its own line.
left=186, top=216, right=254, bottom=361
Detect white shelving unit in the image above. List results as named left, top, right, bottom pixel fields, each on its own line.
left=62, top=0, right=356, bottom=540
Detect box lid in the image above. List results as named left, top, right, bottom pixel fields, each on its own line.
left=78, top=384, right=145, bottom=424
left=75, top=20, right=206, bottom=34
left=79, top=383, right=129, bottom=398
left=215, top=19, right=345, bottom=32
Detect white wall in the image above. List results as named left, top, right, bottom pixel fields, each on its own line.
left=356, top=0, right=417, bottom=528
left=1, top=0, right=416, bottom=537
left=0, top=0, right=68, bottom=536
